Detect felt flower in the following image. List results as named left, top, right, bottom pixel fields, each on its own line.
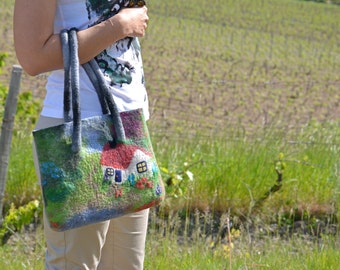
left=136, top=180, right=145, bottom=190
left=50, top=221, right=60, bottom=229
left=115, top=189, right=123, bottom=198
left=128, top=173, right=136, bottom=186
left=146, top=181, right=154, bottom=188
left=155, top=184, right=163, bottom=196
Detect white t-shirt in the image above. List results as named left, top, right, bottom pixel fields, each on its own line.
left=42, top=0, right=149, bottom=120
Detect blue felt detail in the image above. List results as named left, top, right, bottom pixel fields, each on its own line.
left=115, top=170, right=122, bottom=183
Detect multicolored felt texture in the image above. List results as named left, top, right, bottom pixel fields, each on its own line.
left=33, top=108, right=164, bottom=231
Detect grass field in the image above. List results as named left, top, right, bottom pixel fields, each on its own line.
left=0, top=0, right=339, bottom=269
left=142, top=0, right=340, bottom=134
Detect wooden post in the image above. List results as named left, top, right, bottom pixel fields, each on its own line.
left=0, top=65, right=22, bottom=223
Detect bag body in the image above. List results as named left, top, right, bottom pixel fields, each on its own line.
left=33, top=28, right=164, bottom=231
left=34, top=109, right=163, bottom=231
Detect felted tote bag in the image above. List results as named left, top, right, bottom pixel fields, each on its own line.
left=33, top=29, right=164, bottom=231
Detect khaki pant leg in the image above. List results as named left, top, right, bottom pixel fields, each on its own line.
left=44, top=214, right=110, bottom=270
left=98, top=209, right=149, bottom=270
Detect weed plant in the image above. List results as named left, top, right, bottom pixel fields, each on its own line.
left=0, top=226, right=45, bottom=270
left=4, top=132, right=40, bottom=206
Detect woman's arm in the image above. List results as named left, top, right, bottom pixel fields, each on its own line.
left=13, top=0, right=149, bottom=76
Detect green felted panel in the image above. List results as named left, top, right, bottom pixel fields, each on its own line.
left=33, top=109, right=164, bottom=231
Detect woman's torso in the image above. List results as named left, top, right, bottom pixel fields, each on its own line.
left=42, top=0, right=149, bottom=120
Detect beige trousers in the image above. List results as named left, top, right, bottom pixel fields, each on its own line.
left=34, top=116, right=149, bottom=270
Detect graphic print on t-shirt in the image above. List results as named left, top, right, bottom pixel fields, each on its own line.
left=86, top=0, right=142, bottom=86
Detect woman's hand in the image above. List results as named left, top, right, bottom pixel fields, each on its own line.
left=113, top=6, right=149, bottom=38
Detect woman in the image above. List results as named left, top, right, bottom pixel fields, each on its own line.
left=13, top=0, right=150, bottom=269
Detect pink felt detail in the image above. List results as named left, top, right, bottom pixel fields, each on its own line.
left=115, top=189, right=123, bottom=198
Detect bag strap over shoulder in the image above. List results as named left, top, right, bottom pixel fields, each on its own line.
left=60, top=28, right=126, bottom=153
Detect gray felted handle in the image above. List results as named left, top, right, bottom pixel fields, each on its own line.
left=83, top=59, right=126, bottom=142
left=60, top=28, right=81, bottom=153
left=61, top=28, right=126, bottom=153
